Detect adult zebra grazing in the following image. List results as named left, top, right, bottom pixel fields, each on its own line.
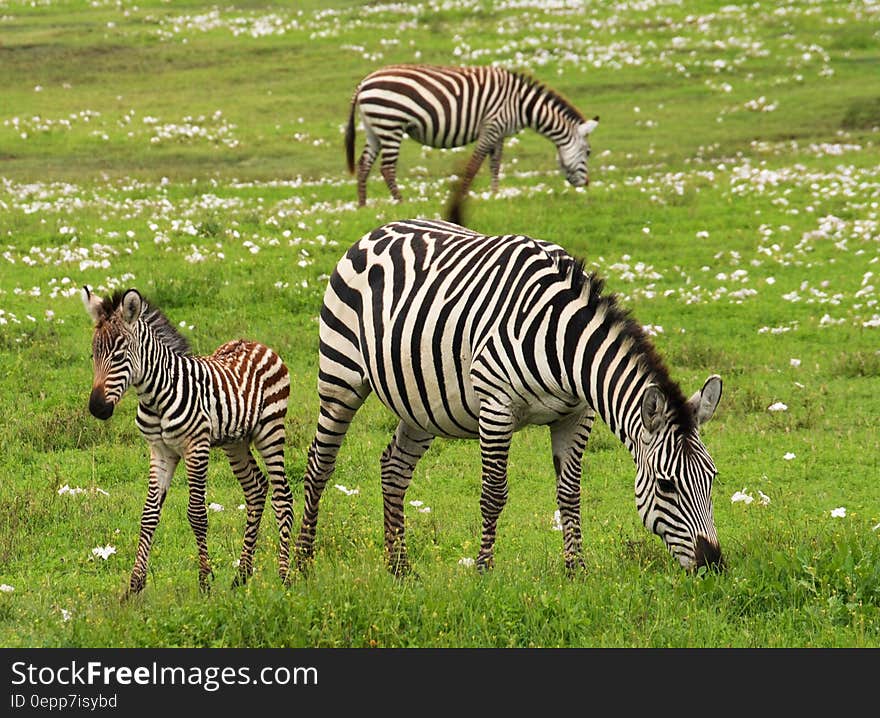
left=82, top=287, right=294, bottom=597
left=345, top=64, right=599, bottom=207
left=296, top=220, right=724, bottom=575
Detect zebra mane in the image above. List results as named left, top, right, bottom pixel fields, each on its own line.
left=514, top=70, right=586, bottom=125
left=103, top=290, right=191, bottom=356
left=557, top=258, right=696, bottom=435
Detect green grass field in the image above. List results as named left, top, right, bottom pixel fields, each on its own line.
left=0, top=0, right=878, bottom=648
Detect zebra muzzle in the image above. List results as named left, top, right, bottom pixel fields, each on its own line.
left=89, top=386, right=115, bottom=420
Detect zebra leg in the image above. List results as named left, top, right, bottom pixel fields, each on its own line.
left=475, top=403, right=515, bottom=572
left=184, top=440, right=214, bottom=592
left=295, top=389, right=367, bottom=571
left=379, top=130, right=404, bottom=202
left=123, top=445, right=179, bottom=600
left=223, top=442, right=268, bottom=588
left=253, top=426, right=294, bottom=586
left=380, top=421, right=434, bottom=577
left=357, top=123, right=381, bottom=207
left=357, top=147, right=378, bottom=207
left=550, top=409, right=596, bottom=574
left=489, top=140, right=503, bottom=194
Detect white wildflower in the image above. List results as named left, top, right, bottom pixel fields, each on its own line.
left=334, top=484, right=359, bottom=496
left=731, top=489, right=754, bottom=505
left=783, top=452, right=796, bottom=461
left=91, top=545, right=116, bottom=560
left=208, top=502, right=224, bottom=512
left=830, top=507, right=846, bottom=518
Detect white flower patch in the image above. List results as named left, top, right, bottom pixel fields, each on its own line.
left=830, top=507, right=846, bottom=518
left=58, top=484, right=86, bottom=496
left=731, top=489, right=754, bottom=505
left=758, top=491, right=771, bottom=506
left=744, top=96, right=778, bottom=112
left=208, top=503, right=224, bottom=512
left=60, top=608, right=73, bottom=622
left=790, top=358, right=801, bottom=368
left=783, top=452, right=796, bottom=461
left=334, top=484, right=359, bottom=496
left=551, top=510, right=563, bottom=531
left=0, top=584, right=14, bottom=593
left=91, top=545, right=116, bottom=560
left=767, top=402, right=788, bottom=412
left=458, top=557, right=475, bottom=568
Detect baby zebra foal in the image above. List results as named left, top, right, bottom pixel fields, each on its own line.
left=82, top=287, right=293, bottom=597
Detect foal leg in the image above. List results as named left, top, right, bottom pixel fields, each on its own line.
left=124, top=444, right=178, bottom=600
left=223, top=442, right=268, bottom=587
left=253, top=424, right=293, bottom=585
left=380, top=421, right=434, bottom=577
left=184, top=439, right=213, bottom=592
left=550, top=409, right=596, bottom=573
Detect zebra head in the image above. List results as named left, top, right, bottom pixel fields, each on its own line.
left=635, top=374, right=724, bottom=572
left=557, top=115, right=599, bottom=187
left=81, top=287, right=144, bottom=420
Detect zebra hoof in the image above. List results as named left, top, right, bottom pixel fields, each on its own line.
left=231, top=573, right=249, bottom=590
left=475, top=556, right=494, bottom=574
left=199, top=570, right=216, bottom=594
left=565, top=558, right=587, bottom=578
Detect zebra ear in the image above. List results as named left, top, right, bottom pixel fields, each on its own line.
left=121, top=289, right=143, bottom=325
left=640, top=384, right=667, bottom=442
left=578, top=116, right=599, bottom=136
left=81, top=286, right=104, bottom=322
left=688, top=374, right=723, bottom=427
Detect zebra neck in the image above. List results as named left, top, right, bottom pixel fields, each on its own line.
left=577, top=336, right=653, bottom=450
left=518, top=81, right=573, bottom=146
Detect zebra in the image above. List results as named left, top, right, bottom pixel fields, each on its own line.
left=82, top=287, right=294, bottom=598
left=345, top=64, right=599, bottom=208
left=295, top=219, right=724, bottom=576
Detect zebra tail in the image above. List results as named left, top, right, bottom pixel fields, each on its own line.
left=444, top=174, right=468, bottom=227
left=345, top=93, right=357, bottom=175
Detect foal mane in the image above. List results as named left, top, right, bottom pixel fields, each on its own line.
left=103, top=290, right=191, bottom=356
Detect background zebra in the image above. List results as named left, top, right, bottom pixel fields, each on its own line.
left=296, top=219, right=723, bottom=575
left=345, top=64, right=599, bottom=208
left=82, top=287, right=294, bottom=597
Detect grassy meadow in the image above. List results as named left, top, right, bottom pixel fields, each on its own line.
left=0, top=0, right=878, bottom=648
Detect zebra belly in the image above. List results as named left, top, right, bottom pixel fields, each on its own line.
left=365, top=356, right=482, bottom=440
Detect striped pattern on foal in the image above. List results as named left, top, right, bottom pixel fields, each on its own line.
left=345, top=64, right=599, bottom=206
left=296, top=219, right=724, bottom=575
left=82, top=287, right=293, bottom=597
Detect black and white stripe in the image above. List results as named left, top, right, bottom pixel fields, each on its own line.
left=83, top=287, right=293, bottom=597
left=296, top=219, right=723, bottom=574
left=345, top=64, right=599, bottom=206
